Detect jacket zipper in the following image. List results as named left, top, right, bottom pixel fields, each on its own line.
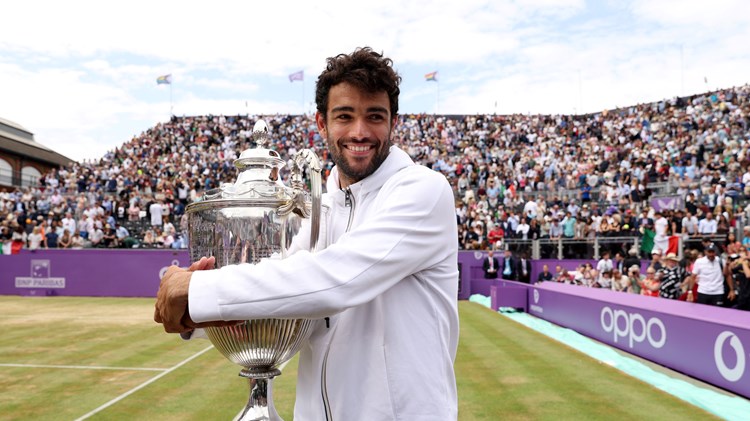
left=320, top=186, right=357, bottom=420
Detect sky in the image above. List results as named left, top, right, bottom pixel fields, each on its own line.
left=1, top=0, right=749, bottom=163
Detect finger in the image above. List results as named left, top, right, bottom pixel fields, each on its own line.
left=187, top=257, right=206, bottom=272
left=193, top=320, right=246, bottom=329
left=154, top=305, right=163, bottom=323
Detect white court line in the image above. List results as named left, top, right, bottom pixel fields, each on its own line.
left=0, top=363, right=166, bottom=372
left=73, top=345, right=215, bottom=421
left=232, top=359, right=292, bottom=421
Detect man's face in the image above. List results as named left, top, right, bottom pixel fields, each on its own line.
left=316, top=82, right=395, bottom=188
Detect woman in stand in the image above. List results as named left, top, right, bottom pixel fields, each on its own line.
left=639, top=267, right=661, bottom=297
left=58, top=229, right=72, bottom=249
left=71, top=230, right=85, bottom=249
left=28, top=226, right=45, bottom=250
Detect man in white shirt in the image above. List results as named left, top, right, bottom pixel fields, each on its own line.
left=688, top=243, right=734, bottom=306
left=515, top=219, right=530, bottom=240
left=698, top=212, right=718, bottom=235
left=149, top=199, right=164, bottom=227
left=681, top=211, right=699, bottom=236
left=61, top=211, right=77, bottom=236
left=154, top=47, right=459, bottom=420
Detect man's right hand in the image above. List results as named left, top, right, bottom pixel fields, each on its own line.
left=154, top=256, right=241, bottom=333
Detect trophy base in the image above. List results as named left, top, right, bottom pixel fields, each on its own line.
left=236, top=369, right=283, bottom=421
left=239, top=367, right=282, bottom=379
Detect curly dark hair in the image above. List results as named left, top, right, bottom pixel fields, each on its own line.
left=315, top=47, right=401, bottom=119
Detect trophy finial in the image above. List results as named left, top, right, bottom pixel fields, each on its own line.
left=253, top=120, right=270, bottom=148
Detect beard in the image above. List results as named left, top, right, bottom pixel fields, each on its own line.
left=328, top=135, right=392, bottom=184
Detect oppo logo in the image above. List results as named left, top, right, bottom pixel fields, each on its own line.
left=600, top=306, right=666, bottom=349
left=714, top=331, right=746, bottom=382
left=533, top=289, right=540, bottom=304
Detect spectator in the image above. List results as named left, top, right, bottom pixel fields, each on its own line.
left=627, top=265, right=643, bottom=294
left=688, top=243, right=733, bottom=306
left=500, top=249, right=517, bottom=280
left=517, top=251, right=532, bottom=283
left=58, top=229, right=72, bottom=249
left=70, top=230, right=85, bottom=249
left=623, top=247, right=641, bottom=273
left=537, top=264, right=553, bottom=282
left=729, top=251, right=750, bottom=311
left=482, top=250, right=499, bottom=279
left=639, top=267, right=660, bottom=297
left=28, top=226, right=44, bottom=250
left=657, top=253, right=686, bottom=299
left=698, top=212, right=717, bottom=235
left=150, top=199, right=164, bottom=227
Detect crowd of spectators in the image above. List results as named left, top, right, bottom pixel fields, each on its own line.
left=544, top=240, right=750, bottom=311
left=1, top=85, right=750, bottom=257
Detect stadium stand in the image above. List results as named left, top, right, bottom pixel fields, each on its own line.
left=1, top=85, right=749, bottom=264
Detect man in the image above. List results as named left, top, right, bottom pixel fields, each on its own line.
left=596, top=250, right=614, bottom=281
left=698, top=212, right=717, bottom=235
left=537, top=264, right=553, bottom=283
left=688, top=243, right=734, bottom=306
left=483, top=249, right=499, bottom=279
left=501, top=249, right=517, bottom=280
left=650, top=248, right=663, bottom=272
left=516, top=251, right=532, bottom=283
left=657, top=253, right=686, bottom=299
left=154, top=48, right=459, bottom=420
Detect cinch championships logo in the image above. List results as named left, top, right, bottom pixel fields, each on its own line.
left=15, top=259, right=66, bottom=288
left=530, top=288, right=543, bottom=313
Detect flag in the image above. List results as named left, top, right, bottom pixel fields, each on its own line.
left=157, top=74, right=172, bottom=85
left=425, top=71, right=438, bottom=82
left=289, top=70, right=304, bottom=82
left=704, top=76, right=708, bottom=84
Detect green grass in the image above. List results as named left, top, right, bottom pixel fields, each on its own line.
left=0, top=297, right=719, bottom=420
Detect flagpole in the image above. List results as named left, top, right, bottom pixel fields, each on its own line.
left=437, top=80, right=440, bottom=114
left=170, top=82, right=173, bottom=116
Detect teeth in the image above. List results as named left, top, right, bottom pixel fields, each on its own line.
left=348, top=145, right=370, bottom=152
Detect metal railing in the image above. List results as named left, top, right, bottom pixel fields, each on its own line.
left=495, top=234, right=729, bottom=260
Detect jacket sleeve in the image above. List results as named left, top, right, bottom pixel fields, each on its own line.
left=189, top=167, right=457, bottom=322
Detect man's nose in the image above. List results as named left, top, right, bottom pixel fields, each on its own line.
left=349, top=118, right=371, bottom=140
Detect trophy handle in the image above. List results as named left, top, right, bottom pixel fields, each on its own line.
left=291, top=149, right=322, bottom=253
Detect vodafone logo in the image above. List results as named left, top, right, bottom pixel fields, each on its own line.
left=533, top=289, right=540, bottom=304
left=600, top=306, right=666, bottom=349
left=159, top=259, right=182, bottom=280
left=714, top=331, right=746, bottom=382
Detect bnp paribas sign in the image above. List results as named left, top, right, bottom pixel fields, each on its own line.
left=15, top=259, right=66, bottom=288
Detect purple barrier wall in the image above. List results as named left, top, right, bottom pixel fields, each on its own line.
left=490, top=280, right=531, bottom=311
left=1, top=249, right=191, bottom=297
left=529, top=282, right=750, bottom=399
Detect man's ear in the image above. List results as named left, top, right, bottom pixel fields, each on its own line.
left=315, top=112, right=328, bottom=138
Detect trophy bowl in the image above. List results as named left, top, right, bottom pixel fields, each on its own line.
left=186, top=120, right=322, bottom=420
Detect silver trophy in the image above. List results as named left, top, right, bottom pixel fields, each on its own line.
left=186, top=120, right=322, bottom=420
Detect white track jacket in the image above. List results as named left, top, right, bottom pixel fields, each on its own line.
left=190, top=146, right=459, bottom=420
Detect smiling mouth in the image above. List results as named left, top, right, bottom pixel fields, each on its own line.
left=345, top=145, right=373, bottom=152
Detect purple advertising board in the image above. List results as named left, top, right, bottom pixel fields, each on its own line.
left=1, top=249, right=191, bottom=297
left=529, top=281, right=750, bottom=399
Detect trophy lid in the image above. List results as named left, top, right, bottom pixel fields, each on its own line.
left=187, top=119, right=294, bottom=211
